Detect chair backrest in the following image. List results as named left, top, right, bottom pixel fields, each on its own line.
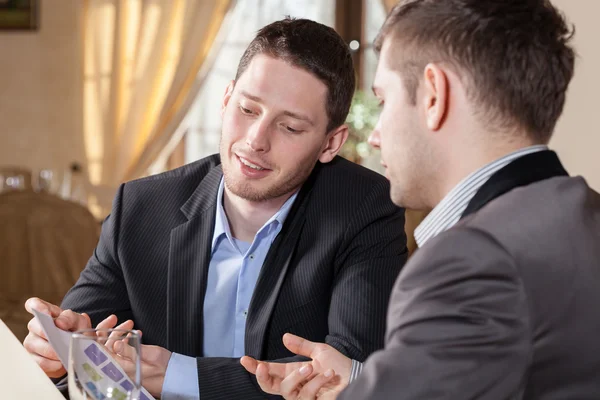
left=0, top=191, right=99, bottom=341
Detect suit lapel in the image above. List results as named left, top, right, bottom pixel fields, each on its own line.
left=462, top=150, right=568, bottom=218
left=167, top=166, right=222, bottom=356
left=244, top=164, right=320, bottom=359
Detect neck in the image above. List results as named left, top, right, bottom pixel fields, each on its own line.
left=432, top=134, right=539, bottom=207
left=222, top=186, right=295, bottom=243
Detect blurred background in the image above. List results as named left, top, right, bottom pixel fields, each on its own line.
left=0, top=0, right=598, bottom=340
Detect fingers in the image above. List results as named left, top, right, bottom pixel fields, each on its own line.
left=27, top=316, right=48, bottom=340
left=105, top=319, right=134, bottom=349
left=116, top=319, right=135, bottom=331
left=296, top=370, right=336, bottom=399
left=108, top=328, right=140, bottom=381
left=54, top=309, right=91, bottom=332
left=24, top=315, right=63, bottom=376
left=25, top=297, right=62, bottom=318
left=92, top=314, right=117, bottom=339
left=29, top=354, right=66, bottom=378
left=23, top=331, right=60, bottom=361
left=255, top=362, right=280, bottom=395
left=279, top=365, right=336, bottom=400
left=96, top=314, right=118, bottom=330
left=279, top=363, right=313, bottom=397
left=240, top=356, right=259, bottom=374
left=283, top=333, right=319, bottom=359
left=113, top=338, right=138, bottom=361
left=110, top=343, right=137, bottom=379
left=23, top=330, right=65, bottom=378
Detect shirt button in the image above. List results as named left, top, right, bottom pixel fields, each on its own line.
left=249, top=254, right=255, bottom=260
left=243, top=310, right=248, bottom=317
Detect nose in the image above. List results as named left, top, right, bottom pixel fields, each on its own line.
left=246, top=118, right=271, bottom=153
left=368, top=118, right=382, bottom=149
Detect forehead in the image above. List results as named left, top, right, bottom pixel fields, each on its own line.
left=374, top=40, right=405, bottom=91
left=236, top=54, right=327, bottom=109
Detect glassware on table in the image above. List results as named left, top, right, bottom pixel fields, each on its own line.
left=3, top=174, right=26, bottom=191
left=37, top=169, right=54, bottom=193
left=68, top=329, right=141, bottom=400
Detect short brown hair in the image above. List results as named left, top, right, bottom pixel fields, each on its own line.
left=375, top=0, right=576, bottom=143
left=235, top=17, right=356, bottom=133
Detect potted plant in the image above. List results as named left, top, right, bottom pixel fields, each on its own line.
left=340, top=90, right=381, bottom=164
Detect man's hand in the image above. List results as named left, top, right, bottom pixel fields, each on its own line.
left=115, top=342, right=172, bottom=398
left=23, top=297, right=96, bottom=378
left=109, top=336, right=172, bottom=398
left=23, top=297, right=131, bottom=378
left=240, top=333, right=351, bottom=399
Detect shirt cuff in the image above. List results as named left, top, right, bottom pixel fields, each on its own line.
left=161, top=352, right=200, bottom=400
left=349, top=359, right=363, bottom=384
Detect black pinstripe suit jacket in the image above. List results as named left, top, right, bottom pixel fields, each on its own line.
left=61, top=154, right=407, bottom=399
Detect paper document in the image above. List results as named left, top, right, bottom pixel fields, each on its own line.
left=33, top=309, right=155, bottom=400
left=0, top=318, right=65, bottom=400
left=32, top=308, right=72, bottom=367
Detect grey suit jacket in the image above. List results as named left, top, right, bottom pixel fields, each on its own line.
left=341, top=151, right=600, bottom=399
left=61, top=154, right=408, bottom=399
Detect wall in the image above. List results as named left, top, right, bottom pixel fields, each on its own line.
left=0, top=1, right=597, bottom=191
left=550, top=0, right=600, bottom=190
left=0, top=1, right=84, bottom=187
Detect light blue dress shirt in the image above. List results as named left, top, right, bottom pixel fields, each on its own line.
left=162, top=177, right=298, bottom=399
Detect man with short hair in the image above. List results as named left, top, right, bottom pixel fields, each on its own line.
left=23, top=18, right=407, bottom=399
left=242, top=1, right=600, bottom=398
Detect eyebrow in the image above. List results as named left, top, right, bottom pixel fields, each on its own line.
left=240, top=90, right=262, bottom=103
left=240, top=90, right=315, bottom=126
left=282, top=110, right=314, bottom=126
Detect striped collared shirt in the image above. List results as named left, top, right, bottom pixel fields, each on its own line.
left=414, top=145, right=549, bottom=248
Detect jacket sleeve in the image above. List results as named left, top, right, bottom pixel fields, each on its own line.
left=61, top=183, right=134, bottom=325
left=339, top=228, right=531, bottom=400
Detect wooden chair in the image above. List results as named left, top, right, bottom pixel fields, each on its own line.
left=0, top=191, right=99, bottom=341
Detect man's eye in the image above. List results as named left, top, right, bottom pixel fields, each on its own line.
left=285, top=126, right=300, bottom=133
left=240, top=106, right=253, bottom=115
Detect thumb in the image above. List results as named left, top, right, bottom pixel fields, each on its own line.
left=240, top=356, right=259, bottom=374
left=282, top=333, right=318, bottom=358
left=25, top=297, right=63, bottom=318
left=54, top=310, right=91, bottom=331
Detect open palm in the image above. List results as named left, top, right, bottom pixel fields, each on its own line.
left=241, top=333, right=351, bottom=399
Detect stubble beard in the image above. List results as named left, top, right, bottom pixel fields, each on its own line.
left=221, top=144, right=318, bottom=203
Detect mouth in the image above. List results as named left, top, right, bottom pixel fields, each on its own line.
left=237, top=154, right=269, bottom=171
left=380, top=159, right=388, bottom=169
left=234, top=154, right=273, bottom=179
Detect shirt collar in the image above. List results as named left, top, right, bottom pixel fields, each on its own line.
left=211, top=177, right=299, bottom=253
left=414, top=145, right=548, bottom=247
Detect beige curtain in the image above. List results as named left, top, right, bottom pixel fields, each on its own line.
left=82, top=0, right=232, bottom=194
left=382, top=0, right=398, bottom=12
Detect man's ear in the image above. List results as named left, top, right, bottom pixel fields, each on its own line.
left=422, top=63, right=448, bottom=131
left=221, top=80, right=235, bottom=117
left=318, top=125, right=349, bottom=163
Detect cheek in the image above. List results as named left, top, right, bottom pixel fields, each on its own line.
left=379, top=113, right=399, bottom=153
left=380, top=114, right=411, bottom=177
left=273, top=136, right=321, bottom=167
left=222, top=109, right=247, bottom=142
